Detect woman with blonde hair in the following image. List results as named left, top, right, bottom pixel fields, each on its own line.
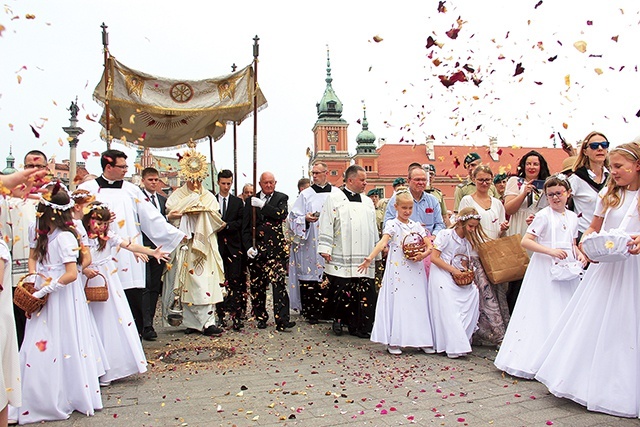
left=568, top=131, right=610, bottom=239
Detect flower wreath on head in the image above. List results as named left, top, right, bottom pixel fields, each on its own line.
left=39, top=181, right=75, bottom=211
left=456, top=213, right=482, bottom=223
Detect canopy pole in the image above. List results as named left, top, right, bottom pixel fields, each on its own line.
left=251, top=35, right=259, bottom=248
left=101, top=23, right=111, bottom=150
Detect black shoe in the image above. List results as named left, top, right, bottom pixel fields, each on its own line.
left=232, top=320, right=244, bottom=331
left=184, top=328, right=201, bottom=335
left=332, top=320, right=343, bottom=336
left=307, top=317, right=319, bottom=325
left=275, top=324, right=291, bottom=332
left=218, top=318, right=227, bottom=328
left=203, top=325, right=224, bottom=337
left=142, top=327, right=157, bottom=341
left=349, top=329, right=371, bottom=339
left=257, top=320, right=267, bottom=329
left=275, top=321, right=295, bottom=331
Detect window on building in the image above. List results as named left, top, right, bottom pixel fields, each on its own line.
left=331, top=170, right=337, bottom=176
left=327, top=101, right=336, bottom=111
left=330, top=145, right=336, bottom=153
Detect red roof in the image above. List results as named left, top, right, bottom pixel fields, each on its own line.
left=376, top=144, right=568, bottom=179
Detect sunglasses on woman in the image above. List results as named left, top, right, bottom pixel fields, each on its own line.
left=587, top=141, right=609, bottom=150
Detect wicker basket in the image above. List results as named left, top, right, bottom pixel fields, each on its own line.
left=402, top=232, right=428, bottom=258
left=451, top=254, right=474, bottom=286
left=84, top=272, right=109, bottom=302
left=13, top=273, right=48, bottom=318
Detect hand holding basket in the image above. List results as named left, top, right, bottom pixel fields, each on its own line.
left=402, top=232, right=428, bottom=259
left=84, top=272, right=109, bottom=302
left=13, top=273, right=49, bottom=318
left=451, top=254, right=474, bottom=286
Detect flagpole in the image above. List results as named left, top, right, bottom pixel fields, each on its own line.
left=231, top=63, right=238, bottom=196
left=101, top=22, right=111, bottom=150
left=251, top=35, right=259, bottom=248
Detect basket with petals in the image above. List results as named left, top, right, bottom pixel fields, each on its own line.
left=451, top=254, right=474, bottom=286
left=402, top=232, right=427, bottom=258
left=581, top=229, right=631, bottom=263
left=13, top=273, right=48, bottom=317
left=84, top=272, right=109, bottom=302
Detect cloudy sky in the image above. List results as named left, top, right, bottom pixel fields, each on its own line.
left=1, top=0, right=639, bottom=195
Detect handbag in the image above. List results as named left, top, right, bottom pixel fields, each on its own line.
left=548, top=211, right=583, bottom=282
left=84, top=272, right=109, bottom=302
left=476, top=234, right=529, bottom=285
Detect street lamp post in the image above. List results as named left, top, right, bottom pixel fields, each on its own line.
left=63, top=98, right=84, bottom=190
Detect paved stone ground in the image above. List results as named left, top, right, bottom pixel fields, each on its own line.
left=55, top=312, right=640, bottom=427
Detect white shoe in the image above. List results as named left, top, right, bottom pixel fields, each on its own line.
left=99, top=380, right=111, bottom=387
left=447, top=353, right=461, bottom=359
left=387, top=345, right=402, bottom=355
left=8, top=419, right=17, bottom=425
left=421, top=346, right=436, bottom=354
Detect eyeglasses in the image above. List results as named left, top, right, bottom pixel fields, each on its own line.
left=587, top=141, right=610, bottom=150
left=24, top=164, right=47, bottom=170
left=546, top=190, right=566, bottom=199
left=112, top=164, right=129, bottom=169
left=311, top=170, right=327, bottom=175
left=476, top=178, right=492, bottom=184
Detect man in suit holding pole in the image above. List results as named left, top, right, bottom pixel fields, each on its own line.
left=140, top=167, right=168, bottom=341
left=242, top=171, right=295, bottom=332
left=215, top=169, right=246, bottom=331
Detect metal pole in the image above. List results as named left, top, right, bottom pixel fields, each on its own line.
left=251, top=35, right=259, bottom=247
left=231, top=63, right=238, bottom=196
left=101, top=23, right=111, bottom=150
left=208, top=135, right=215, bottom=192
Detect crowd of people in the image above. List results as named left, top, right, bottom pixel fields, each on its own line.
left=1, top=131, right=640, bottom=424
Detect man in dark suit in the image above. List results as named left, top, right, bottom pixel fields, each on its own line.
left=215, top=170, right=246, bottom=331
left=140, top=167, right=168, bottom=341
left=242, top=171, right=295, bottom=332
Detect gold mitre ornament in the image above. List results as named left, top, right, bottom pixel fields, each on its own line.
left=178, top=140, right=209, bottom=182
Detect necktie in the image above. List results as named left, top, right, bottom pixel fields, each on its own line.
left=222, top=197, right=227, bottom=218
left=265, top=195, right=271, bottom=204
left=150, top=194, right=158, bottom=208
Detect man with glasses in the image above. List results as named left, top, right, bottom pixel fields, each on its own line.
left=288, top=161, right=340, bottom=324
left=384, top=165, right=445, bottom=235
left=79, top=150, right=185, bottom=336
left=453, top=152, right=498, bottom=213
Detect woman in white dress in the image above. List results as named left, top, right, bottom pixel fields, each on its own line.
left=495, top=175, right=584, bottom=379
left=18, top=183, right=104, bottom=424
left=459, top=165, right=510, bottom=346
left=568, top=131, right=610, bottom=239
left=534, top=143, right=640, bottom=417
left=358, top=190, right=434, bottom=355
left=504, top=150, right=551, bottom=312
left=82, top=203, right=168, bottom=385
left=429, top=207, right=485, bottom=358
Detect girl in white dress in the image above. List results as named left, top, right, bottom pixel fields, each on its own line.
left=0, top=240, right=20, bottom=425
left=82, top=203, right=169, bottom=386
left=495, top=175, right=585, bottom=379
left=358, top=190, right=434, bottom=355
left=534, top=142, right=640, bottom=417
left=503, top=150, right=551, bottom=312
left=429, top=207, right=485, bottom=358
left=18, top=183, right=104, bottom=424
left=459, top=165, right=510, bottom=347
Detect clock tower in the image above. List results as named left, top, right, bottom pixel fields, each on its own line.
left=311, top=47, right=350, bottom=185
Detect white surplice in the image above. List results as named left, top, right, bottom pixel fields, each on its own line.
left=79, top=179, right=185, bottom=289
